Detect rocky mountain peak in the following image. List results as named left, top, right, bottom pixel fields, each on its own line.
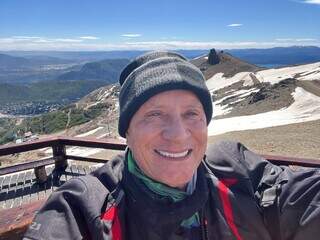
left=191, top=49, right=262, bottom=79
left=208, top=49, right=220, bottom=65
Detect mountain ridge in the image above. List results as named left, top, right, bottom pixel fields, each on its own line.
left=227, top=46, right=320, bottom=65
left=57, top=58, right=129, bottom=82
left=1, top=49, right=320, bottom=161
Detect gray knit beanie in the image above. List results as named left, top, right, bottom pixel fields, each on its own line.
left=118, top=51, right=213, bottom=138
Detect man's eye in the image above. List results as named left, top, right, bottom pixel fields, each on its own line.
left=188, top=111, right=198, bottom=115
left=185, top=111, right=199, bottom=117
left=146, top=111, right=162, bottom=117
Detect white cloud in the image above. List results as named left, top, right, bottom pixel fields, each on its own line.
left=0, top=36, right=83, bottom=44
left=0, top=37, right=320, bottom=51
left=12, top=36, right=42, bottom=40
left=302, top=0, right=320, bottom=5
left=276, top=38, right=317, bottom=42
left=121, top=34, right=142, bottom=38
left=296, top=38, right=317, bottom=41
left=227, top=23, right=243, bottom=27
left=33, top=39, right=51, bottom=43
left=123, top=40, right=282, bottom=50
left=53, top=38, right=83, bottom=42
left=79, top=36, right=99, bottom=40
left=275, top=38, right=295, bottom=42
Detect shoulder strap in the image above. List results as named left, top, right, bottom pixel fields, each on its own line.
left=261, top=184, right=282, bottom=240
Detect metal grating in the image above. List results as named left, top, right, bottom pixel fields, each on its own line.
left=0, top=161, right=103, bottom=210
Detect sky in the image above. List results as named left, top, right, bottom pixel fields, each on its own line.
left=0, top=0, right=320, bottom=51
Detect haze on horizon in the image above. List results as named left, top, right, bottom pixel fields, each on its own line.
left=0, top=0, right=320, bottom=51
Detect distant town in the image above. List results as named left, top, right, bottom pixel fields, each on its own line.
left=0, top=101, right=67, bottom=116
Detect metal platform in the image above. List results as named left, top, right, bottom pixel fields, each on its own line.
left=0, top=161, right=103, bottom=210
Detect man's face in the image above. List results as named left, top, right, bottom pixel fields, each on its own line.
left=126, top=90, right=208, bottom=189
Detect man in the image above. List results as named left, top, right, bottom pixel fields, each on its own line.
left=24, top=51, right=320, bottom=240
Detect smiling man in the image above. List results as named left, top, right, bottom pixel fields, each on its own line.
left=126, top=89, right=208, bottom=189
left=24, top=51, right=320, bottom=240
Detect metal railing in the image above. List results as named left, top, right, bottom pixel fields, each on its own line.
left=0, top=136, right=127, bottom=180
left=1, top=137, right=319, bottom=179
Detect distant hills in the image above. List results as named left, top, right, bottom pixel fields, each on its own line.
left=0, top=57, right=129, bottom=104
left=227, top=46, right=320, bottom=66
left=0, top=80, right=106, bottom=104
left=2, top=46, right=320, bottom=65
left=0, top=53, right=74, bottom=70
left=57, top=58, right=129, bottom=82
left=1, top=46, right=320, bottom=107
left=0, top=50, right=209, bottom=62
left=0, top=54, right=80, bottom=84
left=0, top=54, right=32, bottom=70
left=2, top=46, right=320, bottom=84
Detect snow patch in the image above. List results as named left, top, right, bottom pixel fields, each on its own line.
left=213, top=102, right=232, bottom=116
left=206, top=62, right=320, bottom=92
left=298, top=70, right=320, bottom=81
left=192, top=54, right=208, bottom=60
left=206, top=72, right=253, bottom=92
left=256, top=62, right=320, bottom=84
left=208, top=87, right=320, bottom=135
left=213, top=88, right=259, bottom=117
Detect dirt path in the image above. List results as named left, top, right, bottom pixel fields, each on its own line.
left=65, top=109, right=71, bottom=128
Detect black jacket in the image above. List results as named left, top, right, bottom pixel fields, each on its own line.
left=24, top=141, right=320, bottom=240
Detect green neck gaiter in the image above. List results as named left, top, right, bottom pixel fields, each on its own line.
left=127, top=150, right=200, bottom=228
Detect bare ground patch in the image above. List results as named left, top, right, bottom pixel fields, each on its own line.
left=208, top=120, right=320, bottom=159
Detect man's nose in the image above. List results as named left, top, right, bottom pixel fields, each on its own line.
left=162, top=116, right=190, bottom=142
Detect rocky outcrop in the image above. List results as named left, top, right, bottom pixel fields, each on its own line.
left=248, top=78, right=296, bottom=104
left=208, top=49, right=220, bottom=65
left=191, top=49, right=262, bottom=79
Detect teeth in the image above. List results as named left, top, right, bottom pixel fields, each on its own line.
left=156, top=149, right=189, bottom=158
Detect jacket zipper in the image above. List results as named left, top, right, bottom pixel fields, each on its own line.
left=200, top=209, right=209, bottom=240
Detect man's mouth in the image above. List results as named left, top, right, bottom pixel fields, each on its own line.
left=154, top=149, right=192, bottom=158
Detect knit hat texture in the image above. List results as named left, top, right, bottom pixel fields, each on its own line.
left=118, top=51, right=213, bottom=137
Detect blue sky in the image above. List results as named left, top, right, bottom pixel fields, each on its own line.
left=0, top=0, right=320, bottom=50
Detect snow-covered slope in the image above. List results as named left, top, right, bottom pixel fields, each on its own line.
left=207, top=61, right=320, bottom=136
left=209, top=87, right=320, bottom=135
left=256, top=62, right=320, bottom=84
left=207, top=62, right=320, bottom=91
left=36, top=52, right=320, bottom=140
left=206, top=72, right=254, bottom=92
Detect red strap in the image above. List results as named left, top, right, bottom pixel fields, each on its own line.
left=101, top=206, right=122, bottom=240
left=218, top=179, right=243, bottom=240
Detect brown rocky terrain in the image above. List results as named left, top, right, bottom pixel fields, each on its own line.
left=208, top=119, right=320, bottom=159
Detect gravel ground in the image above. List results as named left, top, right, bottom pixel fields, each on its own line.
left=208, top=119, right=320, bottom=159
